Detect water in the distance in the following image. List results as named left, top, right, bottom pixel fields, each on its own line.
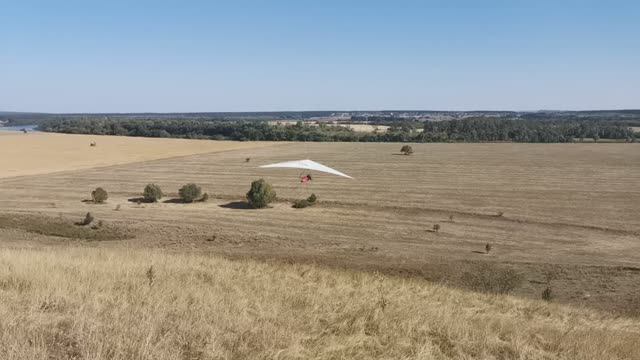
left=0, top=125, right=39, bottom=132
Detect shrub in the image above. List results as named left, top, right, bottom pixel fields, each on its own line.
left=400, top=145, right=414, bottom=155
left=179, top=183, right=202, bottom=203
left=79, top=212, right=94, bottom=226
left=449, top=215, right=454, bottom=222
left=485, top=243, right=492, bottom=254
left=542, top=287, right=553, bottom=302
left=143, top=184, right=163, bottom=203
left=293, top=199, right=311, bottom=208
left=201, top=193, right=209, bottom=202
left=293, top=194, right=318, bottom=209
left=433, top=224, right=441, bottom=232
left=146, top=265, right=155, bottom=286
left=246, top=179, right=276, bottom=209
left=91, top=187, right=108, bottom=203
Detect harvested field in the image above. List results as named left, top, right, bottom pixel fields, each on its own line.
left=0, top=135, right=639, bottom=316
left=0, top=132, right=276, bottom=178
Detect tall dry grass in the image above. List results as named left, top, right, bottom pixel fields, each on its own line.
left=0, top=247, right=638, bottom=360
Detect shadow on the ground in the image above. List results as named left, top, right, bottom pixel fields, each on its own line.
left=127, top=197, right=153, bottom=204
left=163, top=198, right=189, bottom=204
left=219, top=201, right=253, bottom=210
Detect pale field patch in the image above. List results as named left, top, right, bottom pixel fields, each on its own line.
left=0, top=132, right=277, bottom=178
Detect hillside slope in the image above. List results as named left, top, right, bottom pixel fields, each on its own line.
left=0, top=247, right=638, bottom=359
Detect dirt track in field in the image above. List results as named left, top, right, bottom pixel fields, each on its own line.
left=0, top=135, right=639, bottom=315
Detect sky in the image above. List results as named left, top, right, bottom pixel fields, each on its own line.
left=1, top=0, right=639, bottom=113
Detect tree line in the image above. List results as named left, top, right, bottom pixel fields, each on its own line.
left=37, top=117, right=636, bottom=143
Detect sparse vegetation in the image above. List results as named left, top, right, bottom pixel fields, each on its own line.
left=146, top=265, right=155, bottom=286
left=293, top=194, right=318, bottom=209
left=246, top=179, right=276, bottom=209
left=460, top=263, right=523, bottom=294
left=201, top=192, right=209, bottom=202
left=0, top=214, right=132, bottom=241
left=143, top=183, right=163, bottom=203
left=91, top=187, right=108, bottom=203
left=78, top=212, right=94, bottom=226
left=307, top=193, right=317, bottom=204
left=178, top=183, right=202, bottom=203
left=542, top=287, right=553, bottom=301
left=400, top=145, right=414, bottom=155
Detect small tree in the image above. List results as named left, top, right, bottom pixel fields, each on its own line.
left=400, top=145, right=414, bottom=155
left=143, top=184, right=163, bottom=203
left=485, top=243, right=493, bottom=254
left=542, top=287, right=553, bottom=302
left=307, top=193, right=317, bottom=204
left=91, top=187, right=108, bottom=203
left=246, top=179, right=276, bottom=209
left=179, top=183, right=202, bottom=203
left=79, top=212, right=94, bottom=226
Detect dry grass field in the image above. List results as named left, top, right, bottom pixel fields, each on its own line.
left=1, top=247, right=639, bottom=360
left=0, top=133, right=639, bottom=358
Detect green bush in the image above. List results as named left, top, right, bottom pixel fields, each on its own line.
left=307, top=193, right=317, bottom=204
left=400, top=145, right=414, bottom=155
left=91, top=188, right=108, bottom=203
left=143, top=184, right=163, bottom=203
left=179, top=183, right=202, bottom=203
left=246, top=179, right=276, bottom=209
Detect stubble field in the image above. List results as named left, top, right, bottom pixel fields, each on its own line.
left=0, top=133, right=639, bottom=358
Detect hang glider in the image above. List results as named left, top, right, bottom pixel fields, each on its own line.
left=259, top=159, right=353, bottom=179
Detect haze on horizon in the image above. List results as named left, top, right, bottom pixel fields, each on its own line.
left=1, top=0, right=639, bottom=113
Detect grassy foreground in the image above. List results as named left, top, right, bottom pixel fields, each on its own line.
left=0, top=248, right=638, bottom=360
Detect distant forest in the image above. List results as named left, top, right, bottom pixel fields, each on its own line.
left=34, top=117, right=637, bottom=143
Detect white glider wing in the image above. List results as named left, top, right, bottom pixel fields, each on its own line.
left=259, top=159, right=353, bottom=179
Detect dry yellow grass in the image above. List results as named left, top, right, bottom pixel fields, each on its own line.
left=0, top=247, right=638, bottom=360
left=0, top=132, right=276, bottom=178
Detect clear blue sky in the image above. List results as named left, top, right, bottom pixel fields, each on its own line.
left=1, top=0, right=639, bottom=112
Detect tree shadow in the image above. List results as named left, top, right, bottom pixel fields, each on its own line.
left=471, top=250, right=488, bottom=254
left=163, top=198, right=188, bottom=204
left=219, top=201, right=253, bottom=210
left=127, top=197, right=153, bottom=204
